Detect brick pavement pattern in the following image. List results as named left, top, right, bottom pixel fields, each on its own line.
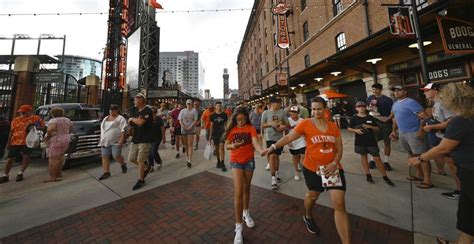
left=2, top=172, right=413, bottom=243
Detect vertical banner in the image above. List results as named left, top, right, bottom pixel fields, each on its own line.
left=277, top=73, right=288, bottom=86
left=272, top=3, right=292, bottom=49
left=436, top=16, right=474, bottom=55
left=388, top=7, right=415, bottom=38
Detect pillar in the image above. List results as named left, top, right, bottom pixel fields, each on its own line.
left=12, top=56, right=40, bottom=114
left=85, top=75, right=100, bottom=105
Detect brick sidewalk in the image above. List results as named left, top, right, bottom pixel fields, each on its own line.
left=1, top=172, right=413, bottom=243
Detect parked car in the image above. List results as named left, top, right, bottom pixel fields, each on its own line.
left=35, top=103, right=102, bottom=168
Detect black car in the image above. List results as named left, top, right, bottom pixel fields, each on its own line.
left=35, top=103, right=102, bottom=168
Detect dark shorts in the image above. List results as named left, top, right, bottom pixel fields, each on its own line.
left=266, top=141, right=283, bottom=155
left=230, top=159, right=255, bottom=171
left=174, top=127, right=182, bottom=136
left=256, top=129, right=261, bottom=134
left=377, top=122, right=392, bottom=142
left=303, top=167, right=346, bottom=192
left=354, top=145, right=380, bottom=157
left=457, top=167, right=474, bottom=236
left=212, top=135, right=225, bottom=146
left=289, top=147, right=306, bottom=156
left=7, top=145, right=31, bottom=158
left=428, top=133, right=442, bottom=147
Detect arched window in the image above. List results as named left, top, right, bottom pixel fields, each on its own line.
left=335, top=32, right=346, bottom=52
left=333, top=0, right=343, bottom=16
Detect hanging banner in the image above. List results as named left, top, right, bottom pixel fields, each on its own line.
left=272, top=3, right=291, bottom=49
left=277, top=73, right=288, bottom=86
left=437, top=16, right=474, bottom=55
left=255, top=88, right=261, bottom=96
left=388, top=7, right=415, bottom=38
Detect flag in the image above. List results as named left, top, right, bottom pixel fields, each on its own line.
left=149, top=0, right=163, bottom=9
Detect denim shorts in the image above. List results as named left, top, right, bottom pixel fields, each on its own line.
left=101, top=145, right=122, bottom=157
left=230, top=159, right=255, bottom=171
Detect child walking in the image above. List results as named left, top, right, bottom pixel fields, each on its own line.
left=224, top=107, right=264, bottom=244
left=348, top=101, right=395, bottom=186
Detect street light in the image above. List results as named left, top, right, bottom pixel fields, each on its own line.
left=408, top=41, right=432, bottom=49
left=290, top=86, right=296, bottom=90
left=314, top=77, right=323, bottom=82
left=298, top=83, right=305, bottom=87
left=366, top=58, right=382, bottom=64
left=330, top=71, right=342, bottom=76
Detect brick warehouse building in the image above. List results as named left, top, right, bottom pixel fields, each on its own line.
left=237, top=0, right=473, bottom=106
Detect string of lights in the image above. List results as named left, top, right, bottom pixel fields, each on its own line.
left=0, top=4, right=330, bottom=17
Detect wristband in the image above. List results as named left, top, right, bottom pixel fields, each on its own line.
left=271, top=144, right=277, bottom=151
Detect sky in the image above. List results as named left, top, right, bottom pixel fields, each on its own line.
left=0, top=0, right=254, bottom=98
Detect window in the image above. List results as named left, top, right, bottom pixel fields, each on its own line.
left=333, top=0, right=343, bottom=16
left=265, top=45, right=269, bottom=55
left=403, top=0, right=428, bottom=10
left=273, top=33, right=277, bottom=46
left=301, top=0, right=307, bottom=11
left=274, top=53, right=278, bottom=67
left=304, top=54, right=311, bottom=68
left=336, top=32, right=346, bottom=52
left=266, top=62, right=269, bottom=73
left=303, top=21, right=309, bottom=42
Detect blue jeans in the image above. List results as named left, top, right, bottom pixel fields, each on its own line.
left=230, top=159, right=255, bottom=171
left=148, top=140, right=162, bottom=167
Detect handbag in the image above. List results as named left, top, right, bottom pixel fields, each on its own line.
left=26, top=127, right=41, bottom=148
left=203, top=144, right=213, bottom=161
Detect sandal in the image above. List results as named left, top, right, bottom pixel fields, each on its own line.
left=432, top=170, right=447, bottom=176
left=436, top=236, right=449, bottom=244
left=417, top=183, right=434, bottom=189
left=406, top=176, right=423, bottom=181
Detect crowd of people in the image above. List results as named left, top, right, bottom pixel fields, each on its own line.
left=0, top=80, right=473, bottom=244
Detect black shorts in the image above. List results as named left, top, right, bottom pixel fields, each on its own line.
left=303, top=167, right=346, bottom=193
left=457, top=167, right=474, bottom=236
left=7, top=145, right=31, bottom=158
left=377, top=122, right=392, bottom=142
left=354, top=145, right=380, bottom=157
left=174, top=127, right=182, bottom=136
left=289, top=147, right=306, bottom=156
left=256, top=129, right=261, bottom=134
left=266, top=140, right=283, bottom=155
left=212, top=134, right=225, bottom=146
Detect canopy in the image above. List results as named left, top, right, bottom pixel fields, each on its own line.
left=322, top=90, right=349, bottom=99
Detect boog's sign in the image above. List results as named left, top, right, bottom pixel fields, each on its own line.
left=437, top=16, right=474, bottom=55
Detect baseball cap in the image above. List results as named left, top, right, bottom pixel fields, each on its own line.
left=269, top=96, right=281, bottom=103
left=186, top=99, right=193, bottom=104
left=355, top=101, right=367, bottom=107
left=135, top=93, right=146, bottom=99
left=420, top=83, right=440, bottom=91
left=17, top=104, right=33, bottom=113
left=390, top=85, right=404, bottom=91
left=289, top=106, right=299, bottom=112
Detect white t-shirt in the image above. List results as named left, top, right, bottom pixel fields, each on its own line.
left=288, top=117, right=306, bottom=150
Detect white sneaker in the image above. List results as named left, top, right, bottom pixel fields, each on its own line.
left=243, top=211, right=255, bottom=228
left=294, top=174, right=301, bottom=181
left=271, top=176, right=278, bottom=190
left=265, top=163, right=270, bottom=170
left=275, top=171, right=281, bottom=183
left=297, top=164, right=302, bottom=171
left=234, top=223, right=243, bottom=244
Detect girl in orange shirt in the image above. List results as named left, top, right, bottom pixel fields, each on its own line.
left=264, top=97, right=351, bottom=244
left=224, top=107, right=264, bottom=244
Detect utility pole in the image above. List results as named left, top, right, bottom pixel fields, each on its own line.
left=410, top=1, right=430, bottom=83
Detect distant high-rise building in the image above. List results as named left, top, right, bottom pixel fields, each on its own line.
left=158, top=51, right=200, bottom=97
left=223, top=68, right=229, bottom=100
left=204, top=89, right=211, bottom=100
left=58, top=55, right=102, bottom=81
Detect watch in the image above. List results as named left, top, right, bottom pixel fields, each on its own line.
left=271, top=144, right=277, bottom=150
left=418, top=156, right=426, bottom=162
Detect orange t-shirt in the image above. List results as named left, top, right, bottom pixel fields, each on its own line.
left=201, top=109, right=214, bottom=129
left=293, top=118, right=342, bottom=172
left=225, top=108, right=232, bottom=118
left=10, top=115, right=45, bottom=146
left=226, top=125, right=257, bottom=164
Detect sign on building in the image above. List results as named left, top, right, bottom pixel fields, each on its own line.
left=276, top=73, right=288, bottom=86
left=272, top=3, right=292, bottom=49
left=388, top=7, right=415, bottom=38
left=437, top=16, right=474, bottom=55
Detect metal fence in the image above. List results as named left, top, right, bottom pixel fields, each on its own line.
left=34, top=73, right=86, bottom=108
left=0, top=71, right=17, bottom=121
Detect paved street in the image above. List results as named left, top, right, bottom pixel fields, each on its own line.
left=2, top=172, right=413, bottom=243
left=0, top=130, right=459, bottom=243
